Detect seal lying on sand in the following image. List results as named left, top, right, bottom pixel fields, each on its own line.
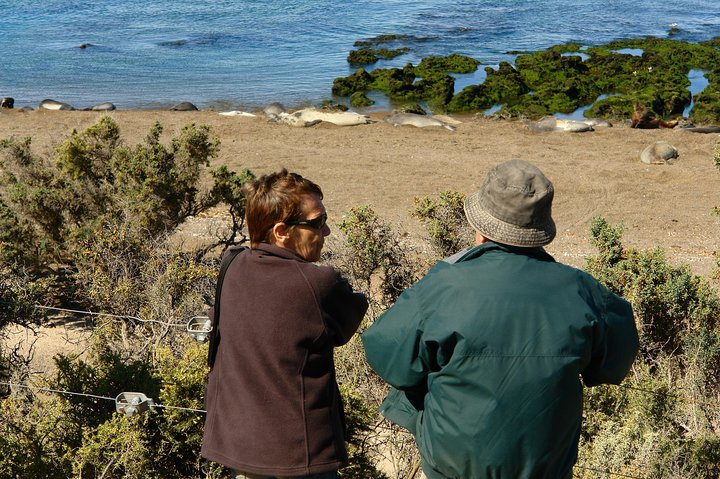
left=263, top=102, right=287, bottom=120
left=582, top=118, right=613, bottom=128
left=277, top=108, right=375, bottom=127
left=170, top=102, right=198, bottom=111
left=525, top=116, right=594, bottom=133
left=86, top=102, right=116, bottom=111
left=219, top=110, right=257, bottom=117
left=385, top=112, right=456, bottom=131
left=640, top=141, right=679, bottom=164
left=631, top=103, right=678, bottom=129
left=680, top=124, right=720, bottom=133
left=39, top=99, right=75, bottom=110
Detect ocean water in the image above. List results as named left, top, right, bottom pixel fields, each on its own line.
left=1, top=0, right=719, bottom=111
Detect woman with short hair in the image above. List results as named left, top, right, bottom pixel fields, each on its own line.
left=202, top=169, right=368, bottom=479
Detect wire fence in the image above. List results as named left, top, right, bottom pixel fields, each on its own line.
left=3, top=301, right=194, bottom=328
left=2, top=301, right=719, bottom=479
left=0, top=381, right=206, bottom=414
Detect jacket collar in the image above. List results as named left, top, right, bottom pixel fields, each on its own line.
left=445, top=241, right=556, bottom=264
left=250, top=242, right=308, bottom=262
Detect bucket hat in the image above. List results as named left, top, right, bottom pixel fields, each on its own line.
left=463, top=160, right=556, bottom=247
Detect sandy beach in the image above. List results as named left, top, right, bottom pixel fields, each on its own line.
left=1, top=108, right=718, bottom=279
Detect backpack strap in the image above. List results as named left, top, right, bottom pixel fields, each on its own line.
left=207, top=245, right=246, bottom=369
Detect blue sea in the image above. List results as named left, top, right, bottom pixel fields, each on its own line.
left=1, top=0, right=720, bottom=111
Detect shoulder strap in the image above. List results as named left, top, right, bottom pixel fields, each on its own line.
left=207, top=246, right=246, bottom=369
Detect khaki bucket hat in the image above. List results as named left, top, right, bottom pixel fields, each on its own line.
left=463, top=160, right=556, bottom=247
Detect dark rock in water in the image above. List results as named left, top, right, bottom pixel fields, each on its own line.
left=0, top=97, right=13, bottom=108
left=170, top=102, right=198, bottom=111
left=350, top=92, right=373, bottom=108
left=39, top=99, right=75, bottom=110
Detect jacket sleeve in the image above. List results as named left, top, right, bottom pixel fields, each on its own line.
left=322, top=272, right=369, bottom=346
left=582, top=286, right=639, bottom=387
left=361, top=285, right=430, bottom=390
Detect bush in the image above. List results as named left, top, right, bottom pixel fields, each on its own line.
left=411, top=190, right=473, bottom=258
left=3, top=121, right=720, bottom=478
left=335, top=205, right=421, bottom=312
left=580, top=216, right=720, bottom=478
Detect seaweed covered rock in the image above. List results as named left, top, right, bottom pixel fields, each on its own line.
left=447, top=62, right=528, bottom=113
left=416, top=54, right=480, bottom=76
left=347, top=47, right=410, bottom=67
left=334, top=37, right=720, bottom=121
left=333, top=56, right=469, bottom=112
left=350, top=91, right=374, bottom=108
left=332, top=68, right=374, bottom=97
left=688, top=89, right=720, bottom=124
left=584, top=95, right=634, bottom=119
left=347, top=34, right=418, bottom=66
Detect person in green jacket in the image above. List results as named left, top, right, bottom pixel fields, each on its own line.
left=362, top=159, right=639, bottom=479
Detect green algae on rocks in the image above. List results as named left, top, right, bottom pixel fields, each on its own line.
left=333, top=54, right=480, bottom=113
left=333, top=37, right=720, bottom=121
left=347, top=47, right=410, bottom=67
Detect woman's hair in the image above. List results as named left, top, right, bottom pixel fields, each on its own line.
left=243, top=169, right=323, bottom=246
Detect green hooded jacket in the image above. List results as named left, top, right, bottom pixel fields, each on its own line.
left=362, top=242, right=638, bottom=479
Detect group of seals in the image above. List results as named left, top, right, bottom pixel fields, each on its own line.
left=2, top=97, right=204, bottom=112
left=259, top=103, right=458, bottom=130
left=260, top=103, right=375, bottom=127
left=38, top=99, right=116, bottom=111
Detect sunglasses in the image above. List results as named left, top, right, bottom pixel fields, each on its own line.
left=284, top=212, right=328, bottom=230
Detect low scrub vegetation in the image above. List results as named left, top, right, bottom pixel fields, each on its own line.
left=0, top=118, right=718, bottom=478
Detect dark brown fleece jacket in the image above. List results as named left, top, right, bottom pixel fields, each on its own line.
left=201, top=243, right=368, bottom=476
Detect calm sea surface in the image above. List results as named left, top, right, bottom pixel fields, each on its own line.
left=1, top=0, right=719, bottom=110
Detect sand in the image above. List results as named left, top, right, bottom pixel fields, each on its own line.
left=0, top=108, right=718, bottom=280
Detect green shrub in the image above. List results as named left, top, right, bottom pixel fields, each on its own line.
left=411, top=190, right=473, bottom=257
left=336, top=205, right=421, bottom=311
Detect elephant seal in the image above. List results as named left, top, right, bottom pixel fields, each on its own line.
left=275, top=112, right=321, bottom=127
left=39, top=99, right=75, bottom=110
left=385, top=112, right=456, bottom=131
left=525, top=116, right=594, bottom=133
left=278, top=108, right=374, bottom=127
left=219, top=110, right=257, bottom=117
left=680, top=124, right=720, bottom=133
left=631, top=103, right=678, bottom=129
left=170, top=101, right=198, bottom=111
left=1, top=97, right=13, bottom=108
left=85, top=102, right=116, bottom=111
left=582, top=118, right=612, bottom=128
left=640, top=141, right=679, bottom=164
left=263, top=102, right=287, bottom=120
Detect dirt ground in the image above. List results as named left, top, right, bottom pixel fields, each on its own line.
left=1, top=108, right=719, bottom=374
left=2, top=108, right=718, bottom=275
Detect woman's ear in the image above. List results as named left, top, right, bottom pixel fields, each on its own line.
left=271, top=222, right=291, bottom=246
